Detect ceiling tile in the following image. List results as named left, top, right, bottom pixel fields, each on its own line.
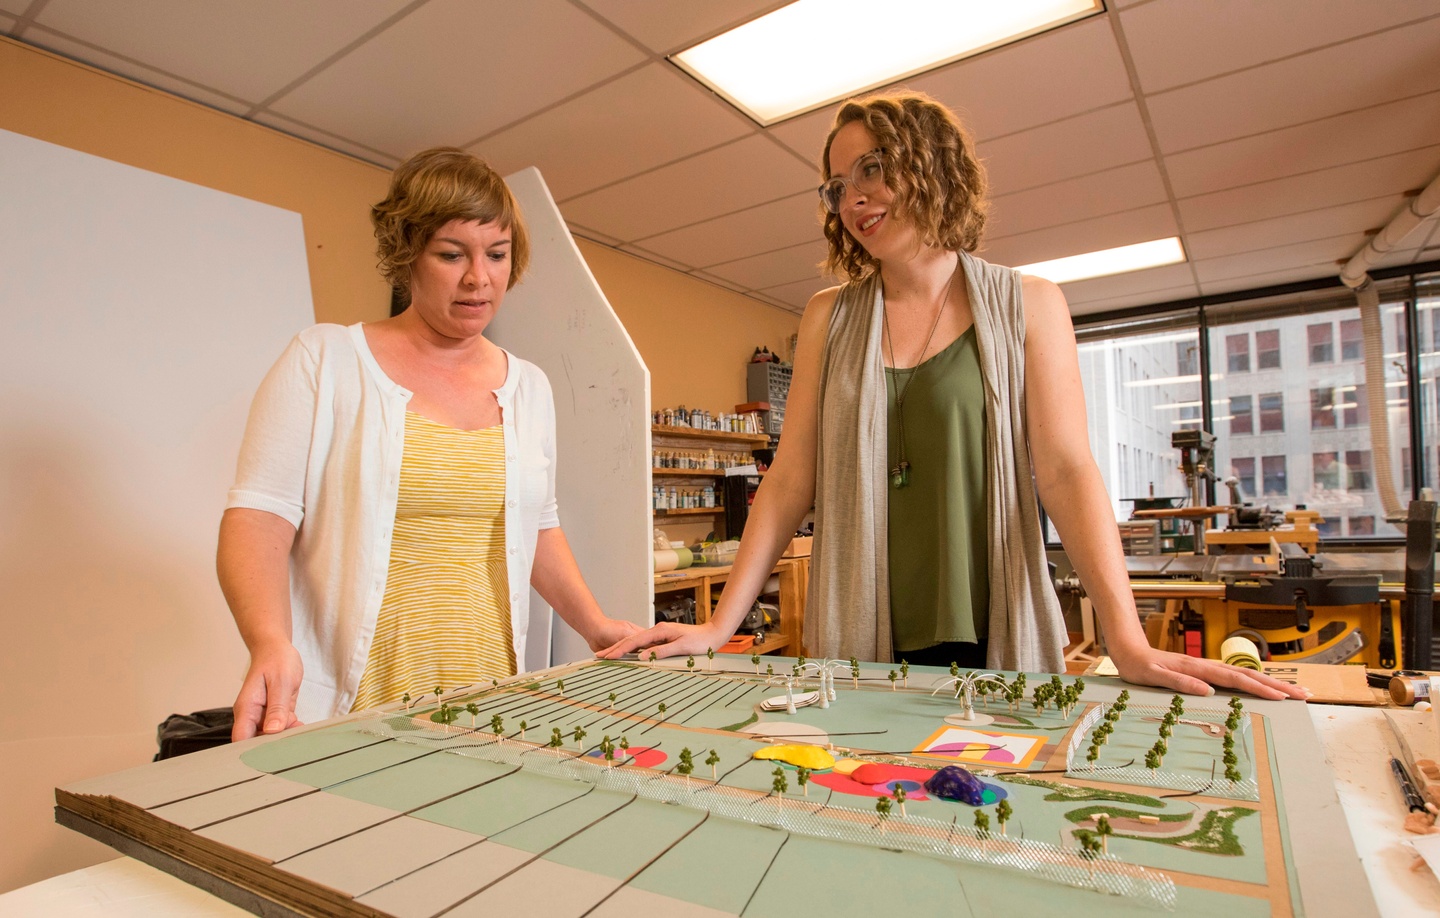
left=558, top=134, right=815, bottom=242
left=471, top=64, right=751, bottom=201
left=706, top=240, right=831, bottom=291
left=978, top=103, right=1153, bottom=196
left=1184, top=195, right=1407, bottom=261
left=1176, top=145, right=1440, bottom=232
left=1059, top=262, right=1198, bottom=305
left=1164, top=90, right=1440, bottom=198
left=1071, top=284, right=1201, bottom=317
left=580, top=0, right=783, bottom=54
left=0, top=11, right=17, bottom=27
left=988, top=161, right=1168, bottom=240
left=18, top=25, right=254, bottom=115
left=1146, top=16, right=1440, bottom=154
left=250, top=111, right=400, bottom=165
left=34, top=0, right=414, bottom=104
left=767, top=106, right=834, bottom=163
left=981, top=203, right=1178, bottom=267
left=1192, top=233, right=1367, bottom=283
left=1121, top=0, right=1437, bottom=93
left=909, top=17, right=1131, bottom=142
left=268, top=0, right=644, bottom=156
left=635, top=192, right=822, bottom=269
left=0, top=0, right=25, bottom=15
left=756, top=277, right=830, bottom=311
left=618, top=244, right=693, bottom=273
left=1198, top=264, right=1346, bottom=296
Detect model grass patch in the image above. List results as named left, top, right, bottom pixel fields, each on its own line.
left=999, top=775, right=1164, bottom=808
left=1115, top=807, right=1258, bottom=856
left=1062, top=805, right=1187, bottom=825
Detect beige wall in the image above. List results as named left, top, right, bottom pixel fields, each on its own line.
left=0, top=36, right=797, bottom=893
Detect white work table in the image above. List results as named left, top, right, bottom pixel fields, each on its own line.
left=4, top=705, right=1439, bottom=917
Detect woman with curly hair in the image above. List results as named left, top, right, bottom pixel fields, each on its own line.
left=220, top=148, right=638, bottom=740
left=604, top=92, right=1303, bottom=701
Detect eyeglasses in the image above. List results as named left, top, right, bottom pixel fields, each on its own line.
left=818, top=148, right=885, bottom=214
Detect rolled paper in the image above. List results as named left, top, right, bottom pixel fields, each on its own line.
left=673, top=547, right=693, bottom=570
left=653, top=549, right=680, bottom=573
left=1220, top=635, right=1263, bottom=671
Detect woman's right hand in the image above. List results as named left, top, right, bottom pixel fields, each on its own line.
left=231, top=641, right=304, bottom=741
left=596, top=621, right=730, bottom=661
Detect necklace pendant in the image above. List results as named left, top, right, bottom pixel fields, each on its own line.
left=890, top=461, right=911, bottom=489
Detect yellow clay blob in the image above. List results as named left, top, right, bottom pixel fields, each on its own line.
left=751, top=744, right=837, bottom=771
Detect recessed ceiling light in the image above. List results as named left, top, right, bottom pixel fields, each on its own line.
left=671, top=0, right=1103, bottom=126
left=1018, top=237, right=1188, bottom=285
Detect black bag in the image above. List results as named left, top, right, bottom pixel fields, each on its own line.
left=155, top=707, right=234, bottom=761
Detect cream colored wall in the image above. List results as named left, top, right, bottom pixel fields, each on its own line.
left=0, top=36, right=799, bottom=894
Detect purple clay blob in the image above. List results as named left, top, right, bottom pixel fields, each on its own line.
left=924, top=764, right=987, bottom=805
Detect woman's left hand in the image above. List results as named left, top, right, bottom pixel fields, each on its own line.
left=1109, top=642, right=1311, bottom=701
left=584, top=616, right=643, bottom=653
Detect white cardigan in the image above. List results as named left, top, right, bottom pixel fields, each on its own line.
left=226, top=323, right=559, bottom=722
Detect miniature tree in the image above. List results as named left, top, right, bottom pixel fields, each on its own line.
left=1095, top=814, right=1112, bottom=854
left=894, top=783, right=907, bottom=817
left=608, top=691, right=618, bottom=708
left=1076, top=829, right=1102, bottom=877
left=572, top=725, right=587, bottom=749
left=556, top=679, right=565, bottom=697
left=619, top=736, right=630, bottom=759
left=796, top=655, right=806, bottom=668
left=1223, top=749, right=1238, bottom=768
left=1074, top=677, right=1085, bottom=694
left=706, top=749, right=720, bottom=780
left=1153, top=738, right=1168, bottom=766
left=1222, top=732, right=1235, bottom=753
left=1086, top=744, right=1100, bottom=770
left=797, top=765, right=811, bottom=797
left=875, top=795, right=892, bottom=828
left=900, top=660, right=910, bottom=687
left=766, top=664, right=774, bottom=677
left=850, top=655, right=860, bottom=688
left=648, top=650, right=658, bottom=662
left=996, top=798, right=1013, bottom=836
left=707, top=647, right=716, bottom=671
left=1170, top=694, right=1185, bottom=718
left=1144, top=749, right=1160, bottom=772
left=466, top=702, right=481, bottom=727
left=601, top=736, right=615, bottom=767
left=401, top=692, right=413, bottom=712
left=676, top=755, right=694, bottom=785
left=771, top=766, right=787, bottom=798
left=687, top=655, right=696, bottom=672
left=518, top=720, right=528, bottom=741
left=549, top=727, right=564, bottom=748
left=888, top=669, right=898, bottom=691
left=974, top=808, right=990, bottom=840
left=490, top=713, right=505, bottom=740
left=657, top=702, right=668, bottom=718
left=1225, top=763, right=1243, bottom=783
left=434, top=685, right=445, bottom=701
left=752, top=651, right=761, bottom=674
left=1158, top=719, right=1173, bottom=741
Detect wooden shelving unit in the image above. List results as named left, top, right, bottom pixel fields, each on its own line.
left=652, top=558, right=805, bottom=656
left=651, top=425, right=768, bottom=539
left=651, top=424, right=769, bottom=446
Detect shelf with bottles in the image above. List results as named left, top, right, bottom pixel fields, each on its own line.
left=651, top=424, right=770, bottom=446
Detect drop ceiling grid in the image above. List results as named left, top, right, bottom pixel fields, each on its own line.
left=2, top=0, right=1435, bottom=316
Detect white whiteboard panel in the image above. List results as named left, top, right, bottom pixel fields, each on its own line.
left=0, top=127, right=313, bottom=883
left=491, top=168, right=652, bottom=669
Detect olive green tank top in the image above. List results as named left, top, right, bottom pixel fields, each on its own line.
left=885, top=325, right=989, bottom=651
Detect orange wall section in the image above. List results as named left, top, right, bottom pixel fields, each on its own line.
left=578, top=240, right=801, bottom=412
left=0, top=35, right=394, bottom=326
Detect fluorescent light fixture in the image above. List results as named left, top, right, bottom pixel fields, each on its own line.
left=1019, top=237, right=1188, bottom=285
left=671, top=0, right=1101, bottom=126
left=1124, top=374, right=1201, bottom=388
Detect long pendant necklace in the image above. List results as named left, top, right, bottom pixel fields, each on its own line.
left=883, top=258, right=960, bottom=489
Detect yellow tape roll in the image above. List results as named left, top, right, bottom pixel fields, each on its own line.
left=1220, top=635, right=1262, bottom=671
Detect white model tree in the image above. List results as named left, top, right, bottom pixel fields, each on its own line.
left=930, top=670, right=1008, bottom=726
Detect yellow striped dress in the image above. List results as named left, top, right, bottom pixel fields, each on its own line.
left=351, top=412, right=515, bottom=711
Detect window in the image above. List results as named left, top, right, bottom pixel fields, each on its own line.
left=1340, top=318, right=1363, bottom=361
left=1230, top=395, right=1253, bottom=435
left=1259, top=392, right=1284, bottom=432
left=1256, top=329, right=1281, bottom=369
left=1345, top=450, right=1373, bottom=490
left=1350, top=516, right=1375, bottom=536
left=1318, top=517, right=1342, bottom=537
left=1176, top=342, right=1198, bottom=377
left=1226, top=333, right=1250, bottom=373
left=1341, top=384, right=1367, bottom=428
left=1262, top=455, right=1287, bottom=497
left=1310, top=387, right=1337, bottom=429
left=1231, top=457, right=1256, bottom=499
left=1308, top=322, right=1334, bottom=364
left=1313, top=451, right=1340, bottom=491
